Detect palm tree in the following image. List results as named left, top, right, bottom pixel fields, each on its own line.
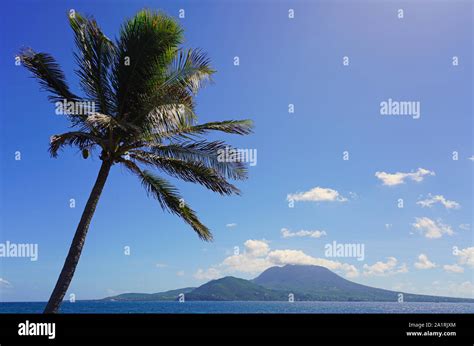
left=20, top=10, right=253, bottom=314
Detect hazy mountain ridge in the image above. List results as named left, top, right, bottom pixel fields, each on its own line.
left=103, top=287, right=195, bottom=301
left=102, top=265, right=474, bottom=303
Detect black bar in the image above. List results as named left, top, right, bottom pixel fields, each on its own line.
left=0, top=314, right=473, bottom=345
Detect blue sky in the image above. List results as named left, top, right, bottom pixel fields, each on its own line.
left=0, top=0, right=472, bottom=302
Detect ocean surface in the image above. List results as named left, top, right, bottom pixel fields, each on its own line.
left=1, top=301, right=474, bottom=314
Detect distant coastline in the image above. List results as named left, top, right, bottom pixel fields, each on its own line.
left=102, top=265, right=474, bottom=303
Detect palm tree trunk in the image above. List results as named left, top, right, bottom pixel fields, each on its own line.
left=43, top=160, right=113, bottom=313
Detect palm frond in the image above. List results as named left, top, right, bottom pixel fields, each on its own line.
left=190, top=120, right=254, bottom=135
left=163, top=48, right=215, bottom=94
left=129, top=150, right=240, bottom=195
left=112, top=10, right=183, bottom=121
left=161, top=120, right=254, bottom=140
left=83, top=112, right=141, bottom=133
left=49, top=131, right=102, bottom=157
left=123, top=91, right=197, bottom=145
left=69, top=13, right=116, bottom=115
left=19, top=49, right=79, bottom=104
left=144, top=102, right=197, bottom=135
left=121, top=160, right=212, bottom=241
left=123, top=74, right=198, bottom=142
left=150, top=140, right=248, bottom=180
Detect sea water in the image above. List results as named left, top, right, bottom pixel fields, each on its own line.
left=1, top=301, right=473, bottom=314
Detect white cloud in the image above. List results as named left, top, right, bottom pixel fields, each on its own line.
left=194, top=267, right=222, bottom=281
left=443, top=264, right=464, bottom=274
left=375, top=168, right=434, bottom=186
left=414, top=254, right=436, bottom=269
left=412, top=217, right=454, bottom=239
left=221, top=252, right=272, bottom=274
left=287, top=187, right=347, bottom=203
left=244, top=239, right=270, bottom=257
left=156, top=263, right=168, bottom=268
left=363, top=257, right=408, bottom=276
left=455, top=247, right=474, bottom=268
left=176, top=270, right=185, bottom=277
left=459, top=224, right=470, bottom=231
left=468, top=156, right=474, bottom=161
left=226, top=223, right=237, bottom=228
left=417, top=194, right=460, bottom=209
left=194, top=239, right=359, bottom=281
left=397, top=264, right=409, bottom=273
left=348, top=192, right=358, bottom=199
left=267, top=249, right=360, bottom=278
left=281, top=228, right=327, bottom=239
left=385, top=224, right=392, bottom=230
left=0, top=278, right=11, bottom=287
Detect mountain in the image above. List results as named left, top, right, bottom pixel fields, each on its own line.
left=186, top=276, right=286, bottom=301
left=253, top=265, right=470, bottom=302
left=253, top=264, right=397, bottom=301
left=102, top=265, right=474, bottom=302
